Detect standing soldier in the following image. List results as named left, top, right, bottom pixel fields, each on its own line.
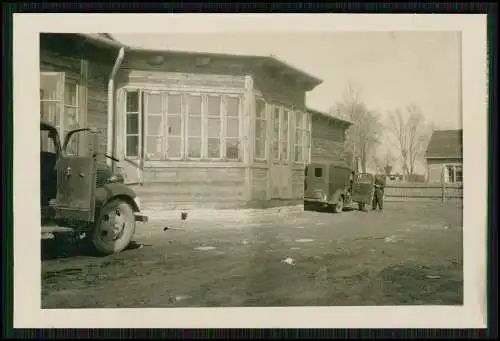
left=372, top=175, right=386, bottom=211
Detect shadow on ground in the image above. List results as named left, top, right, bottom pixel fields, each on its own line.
left=41, top=238, right=144, bottom=261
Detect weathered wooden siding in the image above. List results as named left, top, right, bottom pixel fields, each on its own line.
left=310, top=114, right=348, bottom=164
left=133, top=167, right=246, bottom=210
left=251, top=167, right=268, bottom=200
left=252, top=69, right=306, bottom=110
left=292, top=168, right=305, bottom=200
left=39, top=35, right=114, bottom=163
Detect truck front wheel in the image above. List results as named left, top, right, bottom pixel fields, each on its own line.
left=91, top=198, right=136, bottom=255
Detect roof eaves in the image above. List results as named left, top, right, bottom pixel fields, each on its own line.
left=124, top=47, right=323, bottom=88
left=307, top=107, right=354, bottom=126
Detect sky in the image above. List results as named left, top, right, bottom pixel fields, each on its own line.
left=113, top=32, right=462, bottom=173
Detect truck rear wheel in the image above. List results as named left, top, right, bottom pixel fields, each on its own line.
left=91, top=198, right=136, bottom=255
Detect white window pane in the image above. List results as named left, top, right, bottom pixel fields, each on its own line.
left=64, top=106, right=79, bottom=130
left=296, top=112, right=303, bottom=128
left=256, top=99, right=266, bottom=119
left=146, top=136, right=164, bottom=160
left=64, top=82, right=78, bottom=106
left=281, top=141, right=288, bottom=161
left=126, top=91, right=140, bottom=112
left=40, top=74, right=62, bottom=100
left=41, top=102, right=61, bottom=127
left=295, top=146, right=303, bottom=162
left=305, top=131, right=311, bottom=148
left=126, top=136, right=139, bottom=157
left=227, top=118, right=239, bottom=138
left=188, top=138, right=201, bottom=158
left=187, top=95, right=202, bottom=115
left=188, top=117, right=201, bottom=136
left=146, top=93, right=162, bottom=114
left=273, top=141, right=279, bottom=160
left=167, top=138, right=181, bottom=158
left=208, top=138, right=220, bottom=158
left=126, top=114, right=139, bottom=134
left=147, top=115, right=163, bottom=135
left=255, top=139, right=265, bottom=159
left=208, top=118, right=221, bottom=138
left=226, top=139, right=239, bottom=160
left=167, top=115, right=181, bottom=136
left=208, top=96, right=221, bottom=117
left=226, top=97, right=239, bottom=117
left=282, top=111, right=289, bottom=136
left=255, top=120, right=266, bottom=139
left=168, top=94, right=182, bottom=115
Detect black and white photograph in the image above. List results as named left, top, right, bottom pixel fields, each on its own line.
left=13, top=13, right=487, bottom=329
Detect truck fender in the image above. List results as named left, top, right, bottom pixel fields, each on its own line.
left=95, top=183, right=140, bottom=213
left=328, top=189, right=346, bottom=205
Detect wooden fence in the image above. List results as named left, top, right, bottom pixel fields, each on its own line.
left=384, top=182, right=463, bottom=201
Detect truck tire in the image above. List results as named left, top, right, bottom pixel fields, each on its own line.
left=358, top=203, right=366, bottom=211
left=91, top=198, right=136, bottom=255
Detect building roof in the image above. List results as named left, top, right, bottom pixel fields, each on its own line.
left=425, top=129, right=463, bottom=159
left=72, top=33, right=322, bottom=90
left=306, top=107, right=354, bottom=127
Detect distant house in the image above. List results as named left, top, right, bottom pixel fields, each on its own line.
left=424, top=129, right=463, bottom=183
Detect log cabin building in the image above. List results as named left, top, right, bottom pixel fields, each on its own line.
left=40, top=33, right=352, bottom=211
left=307, top=108, right=353, bottom=165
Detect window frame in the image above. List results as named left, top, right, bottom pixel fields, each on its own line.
left=444, top=163, right=463, bottom=184
left=185, top=92, right=204, bottom=161
left=206, top=94, right=224, bottom=160
left=124, top=89, right=143, bottom=159
left=122, top=87, right=243, bottom=162
left=143, top=90, right=166, bottom=161
left=254, top=97, right=268, bottom=162
left=165, top=91, right=184, bottom=161
left=223, top=94, right=242, bottom=161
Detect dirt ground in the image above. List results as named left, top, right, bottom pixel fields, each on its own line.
left=41, top=200, right=463, bottom=308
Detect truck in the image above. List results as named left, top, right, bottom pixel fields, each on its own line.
left=40, top=120, right=148, bottom=255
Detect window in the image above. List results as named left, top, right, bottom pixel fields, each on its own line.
left=304, top=113, right=311, bottom=163
left=225, top=96, right=240, bottom=160
left=294, top=111, right=311, bottom=164
left=272, top=106, right=280, bottom=161
left=123, top=90, right=241, bottom=161
left=315, top=167, right=323, bottom=178
left=444, top=164, right=463, bottom=183
left=281, top=109, right=290, bottom=161
left=40, top=72, right=81, bottom=154
left=166, top=94, right=182, bottom=159
left=295, top=111, right=304, bottom=162
left=125, top=90, right=141, bottom=158
left=254, top=99, right=267, bottom=160
left=186, top=94, right=203, bottom=159
left=207, top=95, right=222, bottom=159
left=144, top=92, right=164, bottom=160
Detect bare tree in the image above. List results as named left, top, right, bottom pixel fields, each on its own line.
left=387, top=104, right=432, bottom=179
left=330, top=85, right=384, bottom=173
left=372, top=148, right=395, bottom=174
